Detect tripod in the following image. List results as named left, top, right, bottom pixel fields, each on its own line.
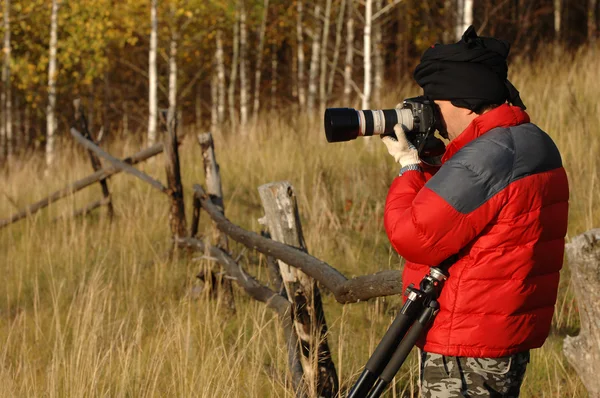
left=347, top=263, right=450, bottom=398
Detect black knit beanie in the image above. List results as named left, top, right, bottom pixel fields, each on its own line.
left=413, top=26, right=526, bottom=111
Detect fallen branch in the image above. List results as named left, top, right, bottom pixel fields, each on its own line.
left=0, top=143, right=165, bottom=229
left=193, top=184, right=403, bottom=303
left=71, top=128, right=167, bottom=193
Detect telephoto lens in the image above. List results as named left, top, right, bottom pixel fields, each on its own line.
left=324, top=107, right=414, bottom=143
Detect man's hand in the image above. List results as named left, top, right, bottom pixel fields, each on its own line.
left=381, top=124, right=421, bottom=168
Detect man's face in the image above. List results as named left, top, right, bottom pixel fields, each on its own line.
left=434, top=100, right=477, bottom=141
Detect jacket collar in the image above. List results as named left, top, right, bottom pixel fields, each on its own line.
left=441, top=104, right=530, bottom=163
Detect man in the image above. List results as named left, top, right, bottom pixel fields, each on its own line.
left=381, top=27, right=569, bottom=397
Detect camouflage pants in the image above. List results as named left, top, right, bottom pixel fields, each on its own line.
left=419, top=350, right=530, bottom=398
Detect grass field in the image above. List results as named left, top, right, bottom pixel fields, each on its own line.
left=1, top=48, right=598, bottom=397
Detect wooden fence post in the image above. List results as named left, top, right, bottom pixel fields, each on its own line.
left=160, top=109, right=187, bottom=239
left=197, top=132, right=235, bottom=310
left=564, top=228, right=600, bottom=396
left=258, top=181, right=338, bottom=398
left=73, top=98, right=113, bottom=219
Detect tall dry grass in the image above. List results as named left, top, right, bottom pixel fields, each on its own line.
left=1, top=47, right=598, bottom=397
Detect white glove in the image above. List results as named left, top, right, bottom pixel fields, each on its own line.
left=381, top=123, right=421, bottom=168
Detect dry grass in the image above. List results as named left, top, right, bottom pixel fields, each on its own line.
left=1, top=47, right=598, bottom=397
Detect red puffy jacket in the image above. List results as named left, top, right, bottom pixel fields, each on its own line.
left=384, top=104, right=569, bottom=358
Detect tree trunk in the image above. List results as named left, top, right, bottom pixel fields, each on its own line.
left=167, top=22, right=178, bottom=138
left=589, top=0, right=598, bottom=42
left=554, top=0, right=562, bottom=41
left=2, top=0, right=11, bottom=161
left=258, top=182, right=339, bottom=398
left=228, top=10, right=240, bottom=128
left=563, top=229, right=600, bottom=397
left=148, top=0, right=158, bottom=146
left=45, top=0, right=60, bottom=169
left=271, top=44, right=278, bottom=111
left=211, top=70, right=218, bottom=134
left=327, top=0, right=346, bottom=100
left=373, top=0, right=383, bottom=105
left=296, top=0, right=306, bottom=109
left=307, top=4, right=322, bottom=115
left=216, top=30, right=226, bottom=125
left=362, top=0, right=372, bottom=110
left=344, top=0, right=354, bottom=104
left=318, top=0, right=332, bottom=112
left=252, top=0, right=269, bottom=123
left=239, top=0, right=249, bottom=134
left=196, top=85, right=202, bottom=131
left=162, top=108, right=186, bottom=240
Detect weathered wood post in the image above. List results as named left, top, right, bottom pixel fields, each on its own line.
left=73, top=98, right=113, bottom=219
left=564, top=228, right=600, bottom=396
left=197, top=132, right=235, bottom=310
left=258, top=181, right=339, bottom=398
left=160, top=109, right=187, bottom=239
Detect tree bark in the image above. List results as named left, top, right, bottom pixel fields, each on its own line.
left=362, top=0, right=372, bottom=109
left=318, top=0, right=332, bottom=112
left=2, top=0, right=12, bottom=161
left=148, top=0, right=158, bottom=146
left=563, top=229, right=600, bottom=397
left=296, top=0, right=306, bottom=109
left=327, top=0, right=346, bottom=100
left=0, top=143, right=167, bottom=229
left=45, top=0, right=60, bottom=169
left=258, top=182, right=338, bottom=398
left=589, top=0, right=597, bottom=42
left=216, top=30, right=226, bottom=125
left=252, top=0, right=269, bottom=123
left=554, top=0, right=562, bottom=41
left=307, top=4, right=322, bottom=115
left=344, top=0, right=354, bottom=104
left=228, top=9, right=240, bottom=128
left=239, top=0, right=249, bottom=133
left=271, top=44, right=278, bottom=111
left=211, top=69, right=218, bottom=134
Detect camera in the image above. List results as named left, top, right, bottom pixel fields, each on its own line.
left=324, top=96, right=446, bottom=161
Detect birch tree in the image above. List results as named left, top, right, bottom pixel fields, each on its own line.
left=239, top=0, right=249, bottom=133
left=554, top=0, right=562, bottom=41
left=148, top=0, right=158, bottom=146
left=1, top=0, right=11, bottom=161
left=296, top=0, right=306, bottom=108
left=270, top=44, right=277, bottom=111
left=216, top=29, right=226, bottom=125
left=167, top=9, right=178, bottom=135
left=252, top=0, right=269, bottom=123
left=318, top=0, right=332, bottom=112
left=228, top=9, right=240, bottom=128
left=327, top=0, right=346, bottom=100
left=307, top=4, right=321, bottom=115
left=344, top=0, right=354, bottom=104
left=455, top=0, right=473, bottom=40
left=362, top=0, right=372, bottom=109
left=45, top=0, right=60, bottom=168
left=373, top=0, right=383, bottom=104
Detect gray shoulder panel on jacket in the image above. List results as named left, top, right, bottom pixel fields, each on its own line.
left=426, top=123, right=562, bottom=214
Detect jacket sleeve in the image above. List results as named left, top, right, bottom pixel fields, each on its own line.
left=384, top=162, right=505, bottom=266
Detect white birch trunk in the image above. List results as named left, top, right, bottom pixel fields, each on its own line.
left=307, top=4, right=322, bottom=115
left=148, top=0, right=158, bottom=145
left=344, top=0, right=354, bottom=104
left=216, top=30, right=226, bottom=124
left=252, top=0, right=269, bottom=123
left=228, top=10, right=240, bottom=128
left=455, top=0, right=472, bottom=40
left=239, top=0, right=249, bottom=133
left=271, top=44, right=278, bottom=111
left=2, top=0, right=11, bottom=159
left=318, top=0, right=332, bottom=112
left=327, top=0, right=346, bottom=99
left=167, top=25, right=178, bottom=135
left=373, top=0, right=383, bottom=105
left=296, top=0, right=306, bottom=108
left=554, top=0, right=562, bottom=41
left=45, top=0, right=59, bottom=169
left=362, top=0, right=372, bottom=110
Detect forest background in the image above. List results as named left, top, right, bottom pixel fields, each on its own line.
left=1, top=0, right=599, bottom=397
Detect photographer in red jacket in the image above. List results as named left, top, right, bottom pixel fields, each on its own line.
left=382, top=27, right=569, bottom=397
